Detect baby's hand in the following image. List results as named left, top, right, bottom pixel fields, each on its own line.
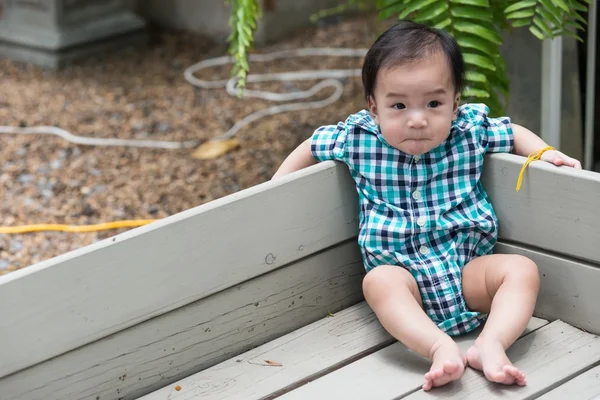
left=540, top=150, right=582, bottom=169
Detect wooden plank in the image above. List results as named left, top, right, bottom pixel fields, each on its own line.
left=496, top=242, right=600, bottom=334
left=404, top=320, right=600, bottom=399
left=0, top=161, right=358, bottom=378
left=141, top=301, right=396, bottom=400
left=278, top=318, right=548, bottom=400
left=482, top=152, right=600, bottom=264
left=0, top=241, right=365, bottom=400
left=537, top=365, right=600, bottom=399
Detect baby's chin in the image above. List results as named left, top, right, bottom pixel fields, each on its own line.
left=395, top=139, right=437, bottom=156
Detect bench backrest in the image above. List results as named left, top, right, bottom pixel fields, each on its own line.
left=0, top=153, right=598, bottom=400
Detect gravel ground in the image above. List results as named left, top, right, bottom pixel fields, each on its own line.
left=0, top=15, right=377, bottom=274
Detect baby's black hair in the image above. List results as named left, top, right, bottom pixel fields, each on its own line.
left=362, top=20, right=465, bottom=101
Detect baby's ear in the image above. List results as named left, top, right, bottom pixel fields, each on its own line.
left=368, top=96, right=380, bottom=124
left=453, top=93, right=460, bottom=117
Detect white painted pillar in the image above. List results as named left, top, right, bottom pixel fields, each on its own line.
left=541, top=36, right=563, bottom=149
left=585, top=0, right=597, bottom=170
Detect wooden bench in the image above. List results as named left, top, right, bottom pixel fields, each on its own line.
left=1, top=152, right=599, bottom=399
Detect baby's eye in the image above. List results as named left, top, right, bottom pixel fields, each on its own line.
left=428, top=101, right=440, bottom=108
left=392, top=103, right=406, bottom=110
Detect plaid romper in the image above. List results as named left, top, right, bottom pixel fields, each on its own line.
left=310, top=103, right=514, bottom=336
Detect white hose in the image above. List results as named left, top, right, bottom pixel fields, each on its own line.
left=0, top=47, right=368, bottom=148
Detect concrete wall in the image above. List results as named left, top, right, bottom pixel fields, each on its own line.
left=135, top=0, right=345, bottom=45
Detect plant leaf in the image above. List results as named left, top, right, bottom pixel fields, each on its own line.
left=456, top=34, right=497, bottom=54
left=465, top=70, right=489, bottom=83
left=529, top=25, right=546, bottom=39
left=537, top=7, right=562, bottom=27
left=511, top=18, right=533, bottom=27
left=553, top=0, right=571, bottom=12
left=463, top=87, right=491, bottom=98
left=413, top=1, right=449, bottom=22
left=450, top=0, right=490, bottom=7
left=399, top=0, right=438, bottom=19
left=434, top=18, right=453, bottom=28
left=504, top=0, right=537, bottom=13
left=454, top=22, right=503, bottom=44
left=540, top=0, right=563, bottom=19
left=192, top=139, right=241, bottom=160
left=463, top=53, right=497, bottom=70
left=450, top=5, right=493, bottom=21
left=534, top=16, right=555, bottom=36
left=506, top=9, right=536, bottom=18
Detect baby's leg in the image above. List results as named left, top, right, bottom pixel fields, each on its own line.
left=363, top=265, right=466, bottom=391
left=462, top=254, right=540, bottom=386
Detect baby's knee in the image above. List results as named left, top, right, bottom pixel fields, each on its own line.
left=362, top=265, right=418, bottom=299
left=506, top=255, right=540, bottom=289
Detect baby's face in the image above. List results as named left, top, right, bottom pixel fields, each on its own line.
left=368, top=52, right=459, bottom=155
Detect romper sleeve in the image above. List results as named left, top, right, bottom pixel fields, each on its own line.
left=462, top=103, right=514, bottom=153
left=310, top=121, right=349, bottom=162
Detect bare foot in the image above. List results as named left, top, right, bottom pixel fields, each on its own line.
left=423, top=340, right=466, bottom=391
left=466, top=337, right=526, bottom=386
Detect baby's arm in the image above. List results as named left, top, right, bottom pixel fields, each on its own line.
left=512, top=123, right=582, bottom=169
left=272, top=138, right=318, bottom=179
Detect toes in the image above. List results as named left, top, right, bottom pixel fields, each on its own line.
left=422, top=379, right=433, bottom=391
left=428, top=368, right=444, bottom=380
left=443, top=361, right=460, bottom=374
left=487, top=370, right=507, bottom=384
left=503, top=365, right=527, bottom=385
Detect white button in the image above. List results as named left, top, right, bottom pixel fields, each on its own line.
left=417, top=217, right=426, bottom=227
left=414, top=155, right=421, bottom=162
left=419, top=246, right=429, bottom=255
left=412, top=190, right=422, bottom=200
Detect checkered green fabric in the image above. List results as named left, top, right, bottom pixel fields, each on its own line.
left=310, top=103, right=514, bottom=336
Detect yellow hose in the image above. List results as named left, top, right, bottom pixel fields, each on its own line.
left=0, top=219, right=157, bottom=234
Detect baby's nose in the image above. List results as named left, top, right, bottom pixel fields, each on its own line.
left=408, top=117, right=428, bottom=128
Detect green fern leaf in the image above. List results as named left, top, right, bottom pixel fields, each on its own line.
left=506, top=9, right=536, bottom=18
left=562, top=28, right=585, bottom=41
left=553, top=0, right=571, bottom=12
left=510, top=18, right=533, bottom=27
left=465, top=71, right=489, bottom=83
left=537, top=7, right=562, bottom=27
left=454, top=22, right=503, bottom=44
left=534, top=16, right=555, bottom=36
left=540, top=0, right=563, bottom=19
left=463, top=87, right=491, bottom=98
left=504, top=0, right=537, bottom=13
left=450, top=0, right=490, bottom=7
left=399, top=0, right=438, bottom=19
left=434, top=18, right=453, bottom=28
left=571, top=12, right=588, bottom=25
left=464, top=53, right=497, bottom=70
left=529, top=25, right=546, bottom=39
left=413, top=2, right=449, bottom=22
left=572, top=1, right=588, bottom=11
left=450, top=5, right=494, bottom=21
left=456, top=34, right=497, bottom=54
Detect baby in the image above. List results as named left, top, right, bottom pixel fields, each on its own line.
left=272, top=21, right=581, bottom=390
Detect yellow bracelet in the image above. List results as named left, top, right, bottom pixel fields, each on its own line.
left=515, top=145, right=556, bottom=192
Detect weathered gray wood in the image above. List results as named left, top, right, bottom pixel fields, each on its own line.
left=495, top=242, right=600, bottom=334
left=404, top=320, right=600, bottom=399
left=537, top=365, right=600, bottom=399
left=0, top=161, right=358, bottom=378
left=482, top=152, right=600, bottom=264
left=0, top=241, right=365, bottom=400
left=1, top=152, right=597, bottom=385
left=278, top=318, right=548, bottom=400
left=142, top=301, right=396, bottom=400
